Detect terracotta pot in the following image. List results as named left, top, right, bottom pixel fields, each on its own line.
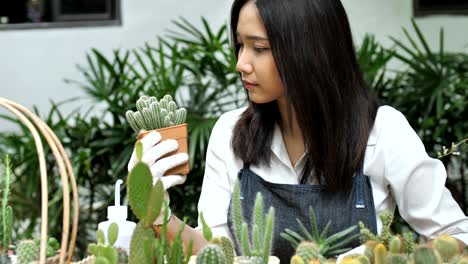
left=137, top=123, right=190, bottom=176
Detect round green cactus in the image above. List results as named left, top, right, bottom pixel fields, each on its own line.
left=196, top=244, right=226, bottom=264
left=211, top=237, right=235, bottom=264
left=386, top=253, right=407, bottom=264
left=126, top=94, right=187, bottom=132
left=413, top=245, right=442, bottom=264
left=16, top=240, right=39, bottom=264
left=433, top=234, right=460, bottom=262
left=295, top=241, right=322, bottom=263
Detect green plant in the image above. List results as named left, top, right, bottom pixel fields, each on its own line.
left=231, top=180, right=275, bottom=264
left=16, top=240, right=39, bottom=264
left=87, top=223, right=119, bottom=264
left=0, top=155, right=13, bottom=254
left=126, top=94, right=187, bottom=132
left=127, top=141, right=191, bottom=264
left=280, top=207, right=358, bottom=258
left=196, top=244, right=226, bottom=264
left=359, top=211, right=414, bottom=255
left=413, top=245, right=442, bottom=264
left=199, top=212, right=235, bottom=264
left=432, top=234, right=461, bottom=262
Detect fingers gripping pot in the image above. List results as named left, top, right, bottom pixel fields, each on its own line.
left=126, top=95, right=189, bottom=176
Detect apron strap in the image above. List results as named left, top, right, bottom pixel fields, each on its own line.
left=355, top=159, right=366, bottom=209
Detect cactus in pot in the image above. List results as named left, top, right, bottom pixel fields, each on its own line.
left=126, top=94, right=189, bottom=175
left=281, top=206, right=359, bottom=260
left=231, top=179, right=278, bottom=264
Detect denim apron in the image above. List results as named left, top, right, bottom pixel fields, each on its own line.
left=227, top=162, right=378, bottom=263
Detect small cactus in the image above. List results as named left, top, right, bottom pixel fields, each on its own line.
left=16, top=240, right=39, bottom=264
left=386, top=253, right=407, bottom=264
left=0, top=155, right=14, bottom=254
left=281, top=206, right=358, bottom=258
left=373, top=243, right=387, bottom=264
left=88, top=223, right=119, bottom=264
left=290, top=255, right=305, bottom=264
left=196, top=244, right=226, bottom=264
left=295, top=241, right=322, bottom=263
left=211, top=237, right=235, bottom=264
left=230, top=179, right=275, bottom=263
left=433, top=234, right=460, bottom=262
left=413, top=245, right=442, bottom=264
left=359, top=211, right=415, bottom=254
left=126, top=94, right=187, bottom=132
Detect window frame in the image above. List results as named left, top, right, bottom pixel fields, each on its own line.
left=0, top=0, right=121, bottom=31
left=414, top=0, right=468, bottom=16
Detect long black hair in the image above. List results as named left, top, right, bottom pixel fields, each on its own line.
left=230, top=0, right=379, bottom=192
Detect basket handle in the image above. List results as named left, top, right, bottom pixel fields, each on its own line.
left=0, top=98, right=79, bottom=264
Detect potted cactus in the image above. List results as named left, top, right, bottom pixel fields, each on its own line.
left=126, top=94, right=189, bottom=175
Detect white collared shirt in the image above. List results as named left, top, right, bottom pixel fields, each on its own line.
left=196, top=105, right=468, bottom=243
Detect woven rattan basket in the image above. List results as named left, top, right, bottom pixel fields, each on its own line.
left=0, top=98, right=80, bottom=264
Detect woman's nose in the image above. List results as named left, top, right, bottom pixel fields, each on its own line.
left=236, top=51, right=253, bottom=75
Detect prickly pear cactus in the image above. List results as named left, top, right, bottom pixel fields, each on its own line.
left=16, top=240, right=39, bottom=264
left=129, top=223, right=155, bottom=264
left=196, top=244, right=226, bottom=264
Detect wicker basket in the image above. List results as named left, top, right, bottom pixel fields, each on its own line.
left=0, top=98, right=79, bottom=264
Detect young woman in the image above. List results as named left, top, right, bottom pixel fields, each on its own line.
left=128, top=0, right=468, bottom=262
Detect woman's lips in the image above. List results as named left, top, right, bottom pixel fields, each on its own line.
left=243, top=80, right=258, bottom=89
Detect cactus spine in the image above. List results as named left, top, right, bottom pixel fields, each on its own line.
left=196, top=244, right=226, bottom=264
left=126, top=94, right=187, bottom=132
left=0, top=155, right=13, bottom=253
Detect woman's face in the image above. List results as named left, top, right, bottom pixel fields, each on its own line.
left=236, top=0, right=285, bottom=104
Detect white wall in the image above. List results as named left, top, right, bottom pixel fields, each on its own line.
left=0, top=0, right=232, bottom=130
left=0, top=0, right=467, bottom=130
left=342, top=0, right=468, bottom=52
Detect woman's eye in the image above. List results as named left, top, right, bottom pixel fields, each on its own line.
left=254, top=47, right=269, bottom=53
